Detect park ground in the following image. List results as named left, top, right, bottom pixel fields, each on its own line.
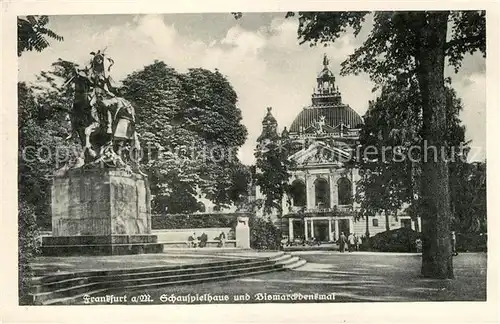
left=62, top=251, right=487, bottom=305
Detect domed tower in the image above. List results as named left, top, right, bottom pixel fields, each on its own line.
left=289, top=54, right=363, bottom=142
left=257, top=106, right=279, bottom=143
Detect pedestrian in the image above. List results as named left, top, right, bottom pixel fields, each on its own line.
left=193, top=232, right=199, bottom=248
left=348, top=233, right=355, bottom=252
left=356, top=234, right=362, bottom=251
left=218, top=231, right=226, bottom=248
left=415, top=238, right=422, bottom=253
left=339, top=232, right=346, bottom=253
left=451, top=231, right=458, bottom=256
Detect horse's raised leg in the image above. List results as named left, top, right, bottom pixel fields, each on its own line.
left=84, top=122, right=99, bottom=158
left=107, top=110, right=113, bottom=134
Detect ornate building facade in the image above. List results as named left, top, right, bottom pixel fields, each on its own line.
left=256, top=55, right=420, bottom=242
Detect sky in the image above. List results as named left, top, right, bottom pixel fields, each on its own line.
left=18, top=13, right=486, bottom=164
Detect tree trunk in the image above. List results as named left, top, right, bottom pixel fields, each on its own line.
left=365, top=215, right=370, bottom=250
left=365, top=215, right=370, bottom=237
left=415, top=12, right=454, bottom=279
left=385, top=211, right=390, bottom=232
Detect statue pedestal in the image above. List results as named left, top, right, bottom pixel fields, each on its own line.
left=41, top=168, right=163, bottom=256
left=235, top=216, right=250, bottom=249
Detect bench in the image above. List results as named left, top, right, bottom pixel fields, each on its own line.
left=162, top=240, right=237, bottom=248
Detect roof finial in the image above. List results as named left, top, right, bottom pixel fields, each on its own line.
left=267, top=106, right=272, bottom=113
left=323, top=53, right=329, bottom=67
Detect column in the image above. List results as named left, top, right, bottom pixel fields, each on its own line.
left=328, top=218, right=333, bottom=241
left=306, top=176, right=314, bottom=210
left=331, top=174, right=339, bottom=206
left=334, top=219, right=339, bottom=241
left=417, top=217, right=422, bottom=232
left=289, top=218, right=294, bottom=240
left=349, top=218, right=354, bottom=234
left=411, top=219, right=416, bottom=231
left=304, top=218, right=309, bottom=240
left=310, top=219, right=315, bottom=238
left=329, top=175, right=335, bottom=209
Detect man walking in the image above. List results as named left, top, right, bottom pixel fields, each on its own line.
left=348, top=233, right=355, bottom=252
left=339, top=232, right=346, bottom=253
left=451, top=231, right=458, bottom=256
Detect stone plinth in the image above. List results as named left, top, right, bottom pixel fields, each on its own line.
left=41, top=168, right=163, bottom=256
left=235, top=216, right=250, bottom=249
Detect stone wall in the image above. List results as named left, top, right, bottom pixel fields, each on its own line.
left=152, top=228, right=232, bottom=243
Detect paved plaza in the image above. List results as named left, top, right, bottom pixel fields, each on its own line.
left=30, top=248, right=279, bottom=276
left=69, top=251, right=486, bottom=304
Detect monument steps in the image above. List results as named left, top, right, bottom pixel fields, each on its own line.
left=32, top=257, right=262, bottom=284
left=33, top=258, right=274, bottom=294
left=31, top=253, right=306, bottom=305
left=46, top=267, right=283, bottom=305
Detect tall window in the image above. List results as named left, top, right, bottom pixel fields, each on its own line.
left=314, top=178, right=330, bottom=208
left=290, top=180, right=307, bottom=207
left=337, top=177, right=352, bottom=205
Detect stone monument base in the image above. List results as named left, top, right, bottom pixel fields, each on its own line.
left=41, top=168, right=163, bottom=256
left=41, top=234, right=163, bottom=256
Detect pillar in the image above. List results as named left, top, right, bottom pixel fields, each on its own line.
left=349, top=218, right=354, bottom=235
left=235, top=216, right=250, bottom=249
left=306, top=176, right=314, bottom=210
left=417, top=217, right=422, bottom=232
left=304, top=218, right=309, bottom=240
left=329, top=175, right=335, bottom=209
left=289, top=218, right=294, bottom=240
left=328, top=218, right=333, bottom=241
left=411, top=219, right=416, bottom=231
left=334, top=219, right=339, bottom=241
left=310, top=218, right=315, bottom=238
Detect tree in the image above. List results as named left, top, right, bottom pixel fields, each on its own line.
left=354, top=76, right=469, bottom=236
left=18, top=15, right=63, bottom=56
left=449, top=161, right=487, bottom=234
left=254, top=109, right=295, bottom=217
left=18, top=77, right=77, bottom=229
left=120, top=61, right=250, bottom=213
left=277, top=10, right=485, bottom=279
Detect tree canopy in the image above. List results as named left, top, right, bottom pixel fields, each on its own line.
left=120, top=61, right=250, bottom=214
left=354, top=79, right=470, bottom=232
left=18, top=15, right=63, bottom=57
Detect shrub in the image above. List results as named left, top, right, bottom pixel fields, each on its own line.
left=18, top=202, right=40, bottom=305
left=370, top=228, right=421, bottom=252
left=456, top=232, right=487, bottom=252
left=249, top=217, right=281, bottom=250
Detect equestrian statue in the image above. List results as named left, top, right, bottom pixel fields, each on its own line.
left=62, top=49, right=143, bottom=174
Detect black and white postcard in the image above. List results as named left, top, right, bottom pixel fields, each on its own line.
left=2, top=1, right=499, bottom=323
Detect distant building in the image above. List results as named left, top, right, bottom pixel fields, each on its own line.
left=255, top=55, right=421, bottom=242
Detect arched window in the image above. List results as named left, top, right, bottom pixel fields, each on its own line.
left=337, top=177, right=352, bottom=205
left=290, top=180, right=306, bottom=207
left=314, top=178, right=330, bottom=208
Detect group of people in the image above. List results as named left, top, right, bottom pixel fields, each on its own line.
left=338, top=232, right=362, bottom=252
left=188, top=232, right=226, bottom=248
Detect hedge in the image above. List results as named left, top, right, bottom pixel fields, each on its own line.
left=19, top=202, right=40, bottom=305
left=151, top=213, right=250, bottom=230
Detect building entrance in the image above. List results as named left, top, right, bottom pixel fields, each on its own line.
left=339, top=219, right=350, bottom=235
left=312, top=220, right=329, bottom=242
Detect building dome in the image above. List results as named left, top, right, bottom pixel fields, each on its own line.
left=289, top=54, right=363, bottom=134
left=290, top=105, right=363, bottom=133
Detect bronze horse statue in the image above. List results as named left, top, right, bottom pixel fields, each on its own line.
left=66, top=50, right=141, bottom=168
